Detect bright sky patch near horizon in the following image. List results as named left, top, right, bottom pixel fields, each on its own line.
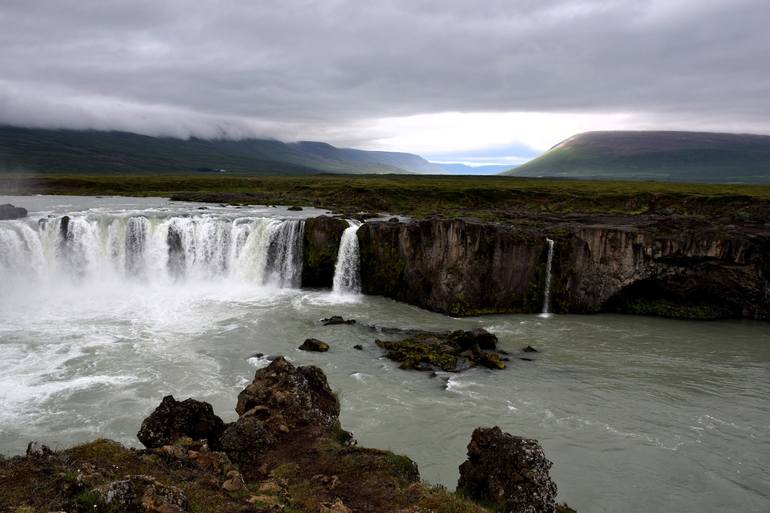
left=0, top=0, right=768, bottom=166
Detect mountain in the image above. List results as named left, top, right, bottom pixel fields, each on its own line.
left=0, top=126, right=438, bottom=175
left=291, top=141, right=444, bottom=174
left=503, top=131, right=770, bottom=183
left=435, top=163, right=515, bottom=175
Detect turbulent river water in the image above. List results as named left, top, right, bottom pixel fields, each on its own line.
left=1, top=196, right=769, bottom=513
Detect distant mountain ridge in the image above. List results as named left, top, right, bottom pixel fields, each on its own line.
left=504, top=131, right=770, bottom=183
left=434, top=163, right=515, bottom=175
left=0, top=126, right=443, bottom=175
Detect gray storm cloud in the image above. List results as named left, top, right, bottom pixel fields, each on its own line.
left=0, top=0, right=768, bottom=145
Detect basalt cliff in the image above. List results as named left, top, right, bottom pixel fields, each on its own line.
left=306, top=215, right=770, bottom=320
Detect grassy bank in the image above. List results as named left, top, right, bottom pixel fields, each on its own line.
left=3, top=173, right=770, bottom=222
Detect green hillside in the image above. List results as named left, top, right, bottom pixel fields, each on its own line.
left=0, top=126, right=440, bottom=175
left=504, top=131, right=770, bottom=183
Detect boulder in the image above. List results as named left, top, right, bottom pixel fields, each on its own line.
left=26, top=441, right=55, bottom=458
left=221, top=470, right=245, bottom=492
left=0, top=204, right=27, bottom=220
left=299, top=338, right=330, bottom=352
left=375, top=329, right=504, bottom=372
left=321, top=315, right=356, bottom=326
left=95, top=475, right=190, bottom=513
left=137, top=395, right=226, bottom=449
left=457, top=427, right=557, bottom=513
left=449, top=328, right=498, bottom=351
left=221, top=357, right=339, bottom=467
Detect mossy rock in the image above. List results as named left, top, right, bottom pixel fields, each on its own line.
left=376, top=336, right=459, bottom=372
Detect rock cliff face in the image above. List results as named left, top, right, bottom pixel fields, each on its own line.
left=302, top=215, right=349, bottom=288
left=356, top=217, right=770, bottom=320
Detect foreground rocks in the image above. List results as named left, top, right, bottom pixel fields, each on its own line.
left=0, top=203, right=27, bottom=220
left=137, top=395, right=226, bottom=450
left=223, top=356, right=339, bottom=468
left=376, top=328, right=507, bottom=372
left=0, top=356, right=571, bottom=513
left=458, top=427, right=558, bottom=513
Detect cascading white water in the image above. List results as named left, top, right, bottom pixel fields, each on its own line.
left=541, top=237, right=555, bottom=316
left=0, top=214, right=305, bottom=287
left=332, top=220, right=362, bottom=295
left=264, top=219, right=304, bottom=288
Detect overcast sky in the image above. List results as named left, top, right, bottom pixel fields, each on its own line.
left=0, top=0, right=768, bottom=164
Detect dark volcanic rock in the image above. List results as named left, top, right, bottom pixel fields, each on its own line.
left=302, top=216, right=349, bottom=288
left=321, top=315, right=356, bottom=326
left=222, top=357, right=339, bottom=467
left=357, top=217, right=770, bottom=320
left=137, top=395, right=226, bottom=449
left=375, top=328, right=504, bottom=372
left=353, top=344, right=363, bottom=350
left=523, top=345, right=539, bottom=353
left=453, top=328, right=498, bottom=351
left=0, top=204, right=27, bottom=220
left=458, top=426, right=558, bottom=513
left=299, top=338, right=330, bottom=352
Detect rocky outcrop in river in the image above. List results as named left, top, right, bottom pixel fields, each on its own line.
left=376, top=328, right=506, bottom=372
left=0, top=203, right=27, bottom=220
left=302, top=216, right=349, bottom=288
left=356, top=216, right=770, bottom=320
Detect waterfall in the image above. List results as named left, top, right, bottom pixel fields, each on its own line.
left=541, top=237, right=555, bottom=316
left=264, top=219, right=304, bottom=288
left=332, top=220, right=362, bottom=295
left=0, top=214, right=306, bottom=288
left=125, top=216, right=150, bottom=277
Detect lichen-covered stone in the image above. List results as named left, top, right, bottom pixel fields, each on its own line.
left=375, top=328, right=504, bottom=372
left=457, top=427, right=557, bottom=513
left=222, top=357, right=340, bottom=467
left=299, top=338, right=330, bottom=352
left=95, top=475, right=190, bottom=513
left=321, top=315, right=356, bottom=326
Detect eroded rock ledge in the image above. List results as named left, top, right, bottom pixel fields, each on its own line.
left=0, top=357, right=574, bottom=513
left=356, top=216, right=770, bottom=319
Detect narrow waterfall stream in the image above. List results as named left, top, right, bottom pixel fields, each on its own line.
left=541, top=237, right=555, bottom=316
left=332, top=220, right=362, bottom=294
